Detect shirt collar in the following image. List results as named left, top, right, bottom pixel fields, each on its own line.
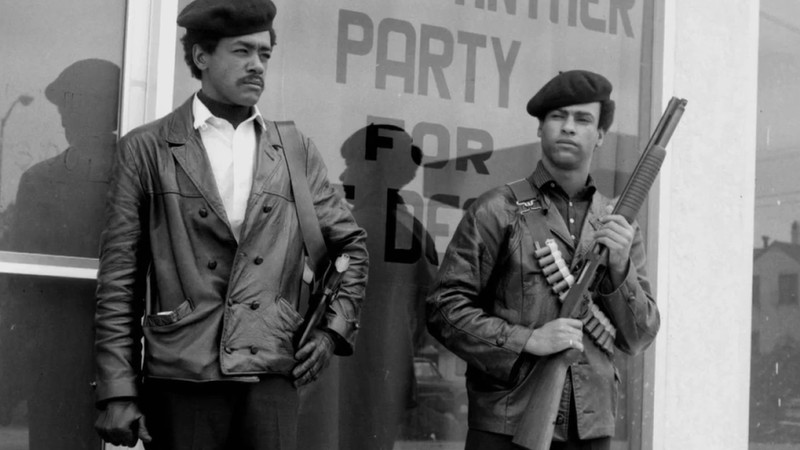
left=192, top=93, right=266, bottom=130
left=531, top=161, right=596, bottom=199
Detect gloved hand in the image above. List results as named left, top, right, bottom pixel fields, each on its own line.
left=292, top=329, right=335, bottom=387
left=94, top=399, right=152, bottom=447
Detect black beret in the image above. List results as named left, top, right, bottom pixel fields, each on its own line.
left=177, top=0, right=277, bottom=37
left=526, top=70, right=613, bottom=119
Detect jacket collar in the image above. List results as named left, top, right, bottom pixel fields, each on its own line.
left=164, top=96, right=284, bottom=238
left=524, top=163, right=609, bottom=262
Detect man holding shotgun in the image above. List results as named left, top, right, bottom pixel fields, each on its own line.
left=426, top=70, right=660, bottom=449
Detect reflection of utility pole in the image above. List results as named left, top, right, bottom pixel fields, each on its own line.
left=0, top=95, right=34, bottom=207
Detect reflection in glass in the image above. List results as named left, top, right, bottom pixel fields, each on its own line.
left=750, top=3, right=800, bottom=448
left=0, top=58, right=120, bottom=450
left=0, top=1, right=124, bottom=448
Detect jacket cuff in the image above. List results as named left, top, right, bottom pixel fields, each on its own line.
left=494, top=325, right=534, bottom=383
left=322, top=312, right=359, bottom=356
left=95, top=377, right=138, bottom=405
left=596, top=260, right=636, bottom=299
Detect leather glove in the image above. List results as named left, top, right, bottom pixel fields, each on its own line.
left=94, top=399, right=152, bottom=447
left=292, top=329, right=335, bottom=387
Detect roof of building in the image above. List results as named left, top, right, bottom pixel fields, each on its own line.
left=755, top=241, right=800, bottom=265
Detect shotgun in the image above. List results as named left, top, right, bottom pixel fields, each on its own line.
left=511, top=97, right=688, bottom=450
left=295, top=254, right=350, bottom=349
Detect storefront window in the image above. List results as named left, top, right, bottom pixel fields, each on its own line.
left=172, top=0, right=657, bottom=448
left=750, top=3, right=800, bottom=448
left=0, top=1, right=125, bottom=448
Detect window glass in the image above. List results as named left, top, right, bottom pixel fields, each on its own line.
left=172, top=0, right=656, bottom=448
left=0, top=1, right=125, bottom=448
left=778, top=274, right=799, bottom=306
left=750, top=2, right=800, bottom=447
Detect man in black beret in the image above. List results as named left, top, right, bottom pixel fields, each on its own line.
left=427, top=70, right=659, bottom=449
left=93, top=0, right=368, bottom=448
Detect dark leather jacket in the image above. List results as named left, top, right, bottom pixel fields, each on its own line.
left=94, top=98, right=368, bottom=403
left=426, top=175, right=659, bottom=439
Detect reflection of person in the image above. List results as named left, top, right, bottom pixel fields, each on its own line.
left=336, top=125, right=438, bottom=449
left=0, top=58, right=119, bottom=450
left=92, top=1, right=368, bottom=448
left=426, top=70, right=660, bottom=449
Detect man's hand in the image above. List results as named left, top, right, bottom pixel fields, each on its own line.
left=94, top=399, right=152, bottom=447
left=292, top=329, right=335, bottom=387
left=595, top=205, right=635, bottom=285
left=524, top=318, right=584, bottom=356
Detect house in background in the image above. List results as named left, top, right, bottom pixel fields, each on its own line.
left=753, top=221, right=800, bottom=355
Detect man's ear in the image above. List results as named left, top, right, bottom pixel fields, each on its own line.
left=537, top=125, right=542, bottom=138
left=193, top=45, right=208, bottom=70
left=595, top=128, right=606, bottom=150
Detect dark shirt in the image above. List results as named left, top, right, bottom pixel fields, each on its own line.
left=530, top=161, right=596, bottom=245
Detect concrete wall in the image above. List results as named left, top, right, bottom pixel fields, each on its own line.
left=651, top=1, right=759, bottom=449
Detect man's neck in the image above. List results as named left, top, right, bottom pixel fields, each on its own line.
left=197, top=90, right=252, bottom=129
left=542, top=161, right=590, bottom=198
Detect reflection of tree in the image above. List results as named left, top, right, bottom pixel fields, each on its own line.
left=0, top=58, right=119, bottom=449
left=0, top=94, right=34, bottom=204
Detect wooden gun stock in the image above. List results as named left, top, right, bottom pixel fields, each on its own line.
left=511, top=97, right=687, bottom=450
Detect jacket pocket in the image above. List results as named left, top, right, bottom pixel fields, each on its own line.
left=220, top=295, right=304, bottom=375
left=144, top=297, right=194, bottom=329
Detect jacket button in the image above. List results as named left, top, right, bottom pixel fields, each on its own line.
left=199, top=208, right=208, bottom=218
left=496, top=336, right=507, bottom=346
left=262, top=205, right=273, bottom=213
left=208, top=260, right=217, bottom=270
left=227, top=299, right=234, bottom=307
left=555, top=414, right=565, bottom=425
left=224, top=346, right=233, bottom=354
left=250, top=346, right=259, bottom=355
left=254, top=256, right=264, bottom=265
left=250, top=301, right=260, bottom=310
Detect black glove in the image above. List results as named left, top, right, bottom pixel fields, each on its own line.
left=94, top=399, right=152, bottom=447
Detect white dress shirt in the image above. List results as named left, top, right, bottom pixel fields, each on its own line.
left=192, top=95, right=266, bottom=241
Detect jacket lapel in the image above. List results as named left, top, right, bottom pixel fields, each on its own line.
left=236, top=123, right=283, bottom=242
left=542, top=196, right=575, bottom=251
left=166, top=98, right=231, bottom=229
left=247, top=122, right=282, bottom=197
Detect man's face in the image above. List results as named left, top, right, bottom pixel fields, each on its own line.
left=194, top=30, right=272, bottom=106
left=538, top=102, right=605, bottom=172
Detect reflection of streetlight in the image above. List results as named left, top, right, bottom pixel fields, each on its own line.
left=0, top=94, right=34, bottom=207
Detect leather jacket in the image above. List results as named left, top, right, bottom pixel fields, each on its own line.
left=94, top=98, right=368, bottom=403
left=426, top=174, right=659, bottom=439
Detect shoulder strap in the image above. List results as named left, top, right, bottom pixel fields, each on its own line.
left=272, top=120, right=328, bottom=277
left=507, top=179, right=552, bottom=245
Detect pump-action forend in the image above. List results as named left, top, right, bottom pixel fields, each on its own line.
left=511, top=96, right=688, bottom=450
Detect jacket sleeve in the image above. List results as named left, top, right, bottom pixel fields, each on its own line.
left=426, top=192, right=533, bottom=384
left=303, top=135, right=368, bottom=356
left=595, top=222, right=660, bottom=355
left=93, top=137, right=148, bottom=403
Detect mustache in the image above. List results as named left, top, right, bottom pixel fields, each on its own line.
left=239, top=76, right=264, bottom=87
